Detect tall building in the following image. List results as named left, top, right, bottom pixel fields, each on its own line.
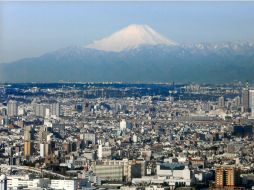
left=24, top=141, right=32, bottom=157
left=35, top=104, right=47, bottom=118
left=39, top=126, right=48, bottom=143
left=215, top=167, right=224, bottom=187
left=215, top=166, right=240, bottom=187
left=249, top=89, right=254, bottom=117
left=234, top=96, right=241, bottom=107
left=40, top=143, right=51, bottom=158
left=120, top=119, right=131, bottom=130
left=120, top=119, right=127, bottom=130
left=50, top=103, right=60, bottom=117
left=97, top=144, right=111, bottom=160
left=1, top=108, right=7, bottom=116
left=24, top=126, right=34, bottom=157
left=0, top=175, right=7, bottom=190
left=242, top=89, right=249, bottom=112
left=7, top=100, right=18, bottom=117
left=24, top=126, right=33, bottom=141
left=218, top=96, right=225, bottom=108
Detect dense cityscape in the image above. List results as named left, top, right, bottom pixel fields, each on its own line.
left=0, top=82, right=254, bottom=190
left=2, top=1, right=254, bottom=190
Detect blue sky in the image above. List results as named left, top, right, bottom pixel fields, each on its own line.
left=1, top=1, right=254, bottom=63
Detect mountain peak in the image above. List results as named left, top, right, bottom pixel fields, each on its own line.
left=86, top=24, right=176, bottom=52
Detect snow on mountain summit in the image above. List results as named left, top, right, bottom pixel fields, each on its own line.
left=86, top=24, right=176, bottom=52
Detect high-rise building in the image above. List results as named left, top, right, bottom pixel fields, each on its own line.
left=120, top=119, right=132, bottom=130
left=249, top=89, right=254, bottom=117
left=24, top=141, right=32, bottom=157
left=215, top=167, right=226, bottom=187
left=0, top=174, right=7, bottom=190
left=218, top=96, right=225, bottom=108
left=24, top=126, right=34, bottom=157
left=97, top=144, right=111, bottom=160
left=242, top=89, right=249, bottom=112
left=120, top=119, right=127, bottom=130
left=35, top=104, right=47, bottom=118
left=1, top=108, right=7, bottom=116
left=40, top=143, right=51, bottom=158
left=215, top=166, right=240, bottom=187
left=234, top=96, right=241, bottom=107
left=24, top=127, right=32, bottom=141
left=7, top=100, right=18, bottom=117
left=39, top=126, right=48, bottom=143
left=50, top=103, right=60, bottom=117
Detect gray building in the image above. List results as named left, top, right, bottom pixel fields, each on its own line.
left=242, top=89, right=249, bottom=112
left=7, top=100, right=18, bottom=117
left=51, top=103, right=60, bottom=117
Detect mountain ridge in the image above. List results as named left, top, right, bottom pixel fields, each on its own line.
left=1, top=42, right=254, bottom=83
left=1, top=24, right=254, bottom=83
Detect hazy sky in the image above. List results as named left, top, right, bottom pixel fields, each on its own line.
left=1, top=1, right=254, bottom=63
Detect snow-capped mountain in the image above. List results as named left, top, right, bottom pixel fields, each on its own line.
left=1, top=24, right=254, bottom=83
left=86, top=24, right=176, bottom=52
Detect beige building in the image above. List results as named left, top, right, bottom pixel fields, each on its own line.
left=24, top=141, right=32, bottom=156
left=93, top=159, right=144, bottom=182
left=215, top=166, right=240, bottom=187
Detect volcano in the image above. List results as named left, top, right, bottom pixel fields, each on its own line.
left=86, top=24, right=176, bottom=52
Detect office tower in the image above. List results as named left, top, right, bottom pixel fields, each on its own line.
left=0, top=174, right=7, bottom=190
left=7, top=100, right=18, bottom=116
left=218, top=96, right=225, bottom=108
left=215, top=166, right=240, bottom=187
left=249, top=90, right=254, bottom=117
left=242, top=89, right=249, bottom=112
left=50, top=103, right=60, bottom=117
